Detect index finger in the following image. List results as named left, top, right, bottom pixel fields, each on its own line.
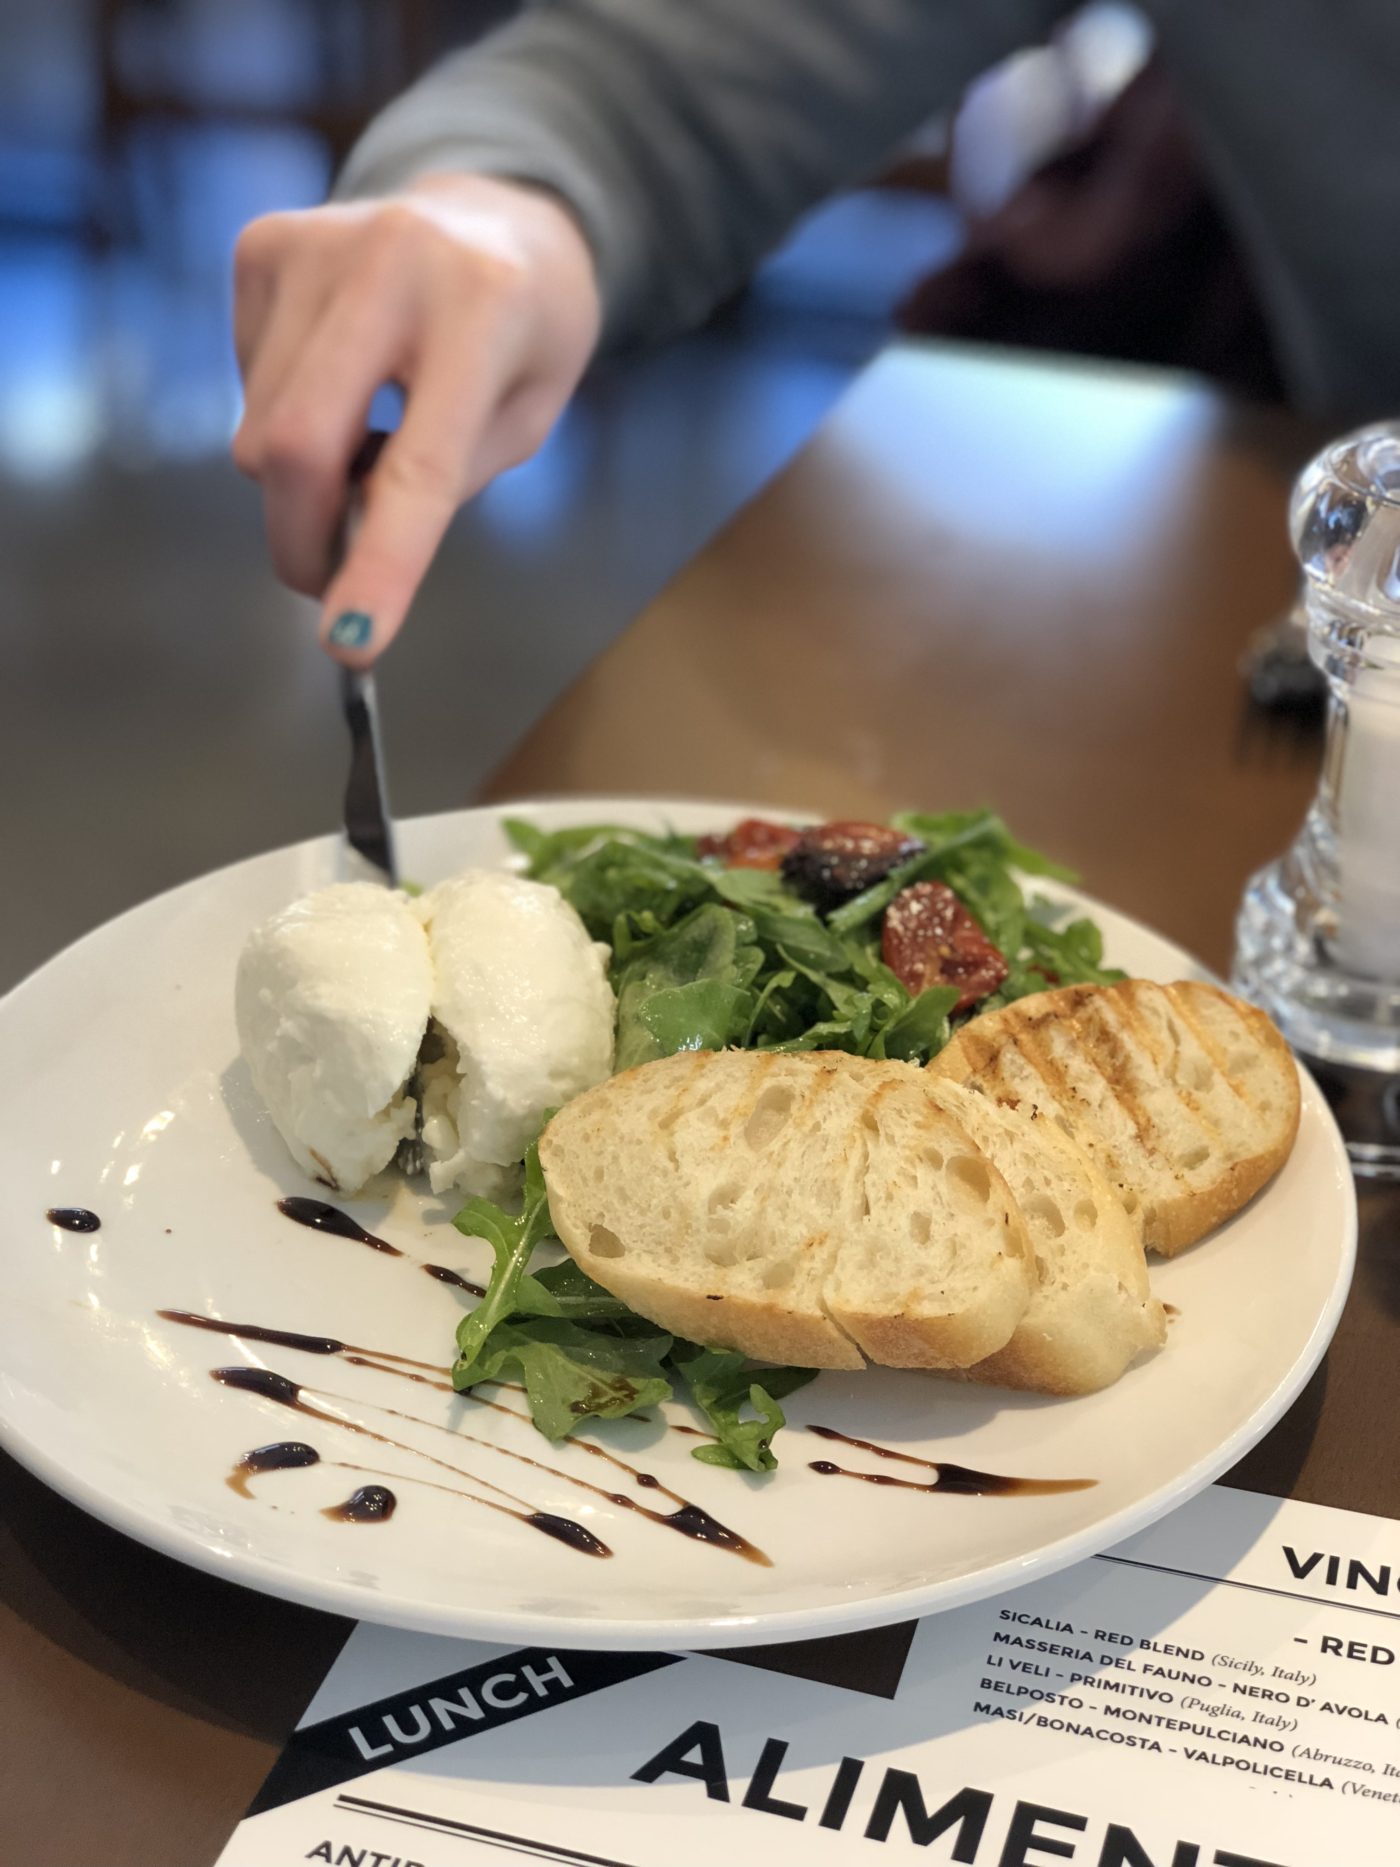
left=318, top=352, right=509, bottom=667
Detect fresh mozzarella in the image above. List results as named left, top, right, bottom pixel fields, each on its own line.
left=235, top=882, right=432, bottom=1194
left=416, top=869, right=615, bottom=1198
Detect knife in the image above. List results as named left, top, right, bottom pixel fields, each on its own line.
left=335, top=431, right=399, bottom=888
left=333, top=431, right=428, bottom=1174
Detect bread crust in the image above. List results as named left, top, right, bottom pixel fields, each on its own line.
left=830, top=1274, right=1030, bottom=1371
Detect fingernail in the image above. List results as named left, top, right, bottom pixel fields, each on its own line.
left=327, top=609, right=372, bottom=650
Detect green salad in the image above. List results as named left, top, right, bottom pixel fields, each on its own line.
left=447, top=809, right=1124, bottom=1473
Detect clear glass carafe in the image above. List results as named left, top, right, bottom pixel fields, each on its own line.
left=1233, top=422, right=1400, bottom=1178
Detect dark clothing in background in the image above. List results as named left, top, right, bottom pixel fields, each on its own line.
left=898, top=61, right=1285, bottom=405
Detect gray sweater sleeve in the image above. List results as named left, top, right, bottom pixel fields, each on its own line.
left=335, top=0, right=1067, bottom=348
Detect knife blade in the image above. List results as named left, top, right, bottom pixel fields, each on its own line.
left=334, top=432, right=399, bottom=888
left=339, top=663, right=399, bottom=886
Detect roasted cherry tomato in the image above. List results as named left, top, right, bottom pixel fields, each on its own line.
left=881, top=879, right=1009, bottom=1012
left=780, top=820, right=924, bottom=911
left=696, top=817, right=802, bottom=869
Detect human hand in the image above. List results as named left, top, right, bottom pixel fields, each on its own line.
left=232, top=173, right=602, bottom=664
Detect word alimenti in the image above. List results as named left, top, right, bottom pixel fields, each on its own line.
left=632, top=1719, right=1295, bottom=1867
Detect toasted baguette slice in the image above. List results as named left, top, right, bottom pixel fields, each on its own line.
left=929, top=980, right=1300, bottom=1256
left=539, top=1049, right=1032, bottom=1372
left=820, top=1060, right=1033, bottom=1370
left=921, top=1077, right=1165, bottom=1394
left=540, top=1051, right=866, bottom=1370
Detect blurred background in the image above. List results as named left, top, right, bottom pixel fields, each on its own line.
left=4, top=0, right=1269, bottom=997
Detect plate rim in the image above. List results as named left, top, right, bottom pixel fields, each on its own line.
left=0, top=799, right=1359, bottom=1648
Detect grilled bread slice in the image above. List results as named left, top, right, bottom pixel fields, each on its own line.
left=920, top=1077, right=1165, bottom=1394
left=538, top=1049, right=1032, bottom=1372
left=928, top=980, right=1299, bottom=1256
left=820, top=1060, right=1034, bottom=1370
left=800, top=1055, right=1163, bottom=1391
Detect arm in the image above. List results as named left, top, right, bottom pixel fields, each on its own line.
left=338, top=0, right=1068, bottom=348
left=234, top=0, right=1066, bottom=663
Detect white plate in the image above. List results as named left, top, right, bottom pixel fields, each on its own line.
left=0, top=801, right=1356, bottom=1649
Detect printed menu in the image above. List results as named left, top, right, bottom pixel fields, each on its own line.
left=216, top=1485, right=1400, bottom=1866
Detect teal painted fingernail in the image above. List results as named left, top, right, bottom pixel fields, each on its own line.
left=328, top=609, right=372, bottom=649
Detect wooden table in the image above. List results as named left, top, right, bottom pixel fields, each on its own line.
left=4, top=343, right=1392, bottom=1867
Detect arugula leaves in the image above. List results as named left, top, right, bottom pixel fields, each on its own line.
left=1024, top=902, right=1123, bottom=984
left=504, top=812, right=1114, bottom=1072
left=450, top=1136, right=814, bottom=1465
left=460, top=1317, right=675, bottom=1441
left=873, top=983, right=961, bottom=1062
left=611, top=904, right=764, bottom=1071
left=520, top=1258, right=633, bottom=1321
left=451, top=1140, right=559, bottom=1370
left=889, top=810, right=1078, bottom=882
left=508, top=823, right=970, bottom=1072
left=503, top=817, right=696, bottom=879
left=975, top=899, right=1126, bottom=1010
left=671, top=1344, right=817, bottom=1473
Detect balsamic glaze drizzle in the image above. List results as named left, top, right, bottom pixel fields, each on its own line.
left=528, top=1513, right=611, bottom=1555
left=275, top=1197, right=402, bottom=1255
left=210, top=1366, right=611, bottom=1555
left=424, top=1263, right=487, bottom=1298
left=807, top=1425, right=1093, bottom=1496
left=157, top=1310, right=446, bottom=1372
left=325, top=1485, right=397, bottom=1524
left=228, top=1439, right=321, bottom=1498
left=46, top=1207, right=100, bottom=1233
left=317, top=1378, right=768, bottom=1565
left=168, top=1309, right=764, bottom=1561
left=229, top=1444, right=606, bottom=1556
left=276, top=1195, right=484, bottom=1294
left=161, top=1312, right=344, bottom=1356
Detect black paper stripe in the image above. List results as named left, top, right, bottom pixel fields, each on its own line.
left=247, top=1646, right=681, bottom=1815
left=707, top=1619, right=917, bottom=1699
